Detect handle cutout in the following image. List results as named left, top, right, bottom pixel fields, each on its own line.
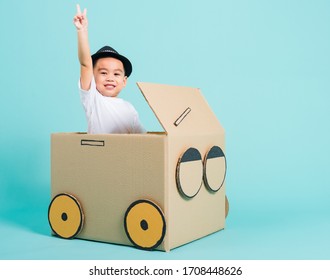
left=81, top=139, right=105, bottom=147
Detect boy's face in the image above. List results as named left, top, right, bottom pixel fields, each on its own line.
left=93, top=57, right=127, bottom=97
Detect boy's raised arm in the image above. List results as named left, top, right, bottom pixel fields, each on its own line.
left=73, top=4, right=93, bottom=91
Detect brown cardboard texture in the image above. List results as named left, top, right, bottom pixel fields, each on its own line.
left=49, top=82, right=227, bottom=251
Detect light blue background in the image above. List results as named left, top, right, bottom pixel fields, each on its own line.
left=0, top=0, right=329, bottom=259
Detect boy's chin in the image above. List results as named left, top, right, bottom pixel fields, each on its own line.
left=100, top=91, right=119, bottom=98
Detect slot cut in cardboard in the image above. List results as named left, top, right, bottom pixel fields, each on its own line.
left=174, top=107, right=191, bottom=126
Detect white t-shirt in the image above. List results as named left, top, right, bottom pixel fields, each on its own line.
left=79, top=78, right=146, bottom=134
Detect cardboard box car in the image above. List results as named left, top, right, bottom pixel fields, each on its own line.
left=49, top=82, right=227, bottom=251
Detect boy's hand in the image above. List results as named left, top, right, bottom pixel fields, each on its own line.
left=73, top=4, right=88, bottom=30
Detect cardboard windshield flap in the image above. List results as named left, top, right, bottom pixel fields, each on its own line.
left=50, top=82, right=227, bottom=251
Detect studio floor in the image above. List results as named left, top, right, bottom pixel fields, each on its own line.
left=1, top=195, right=329, bottom=260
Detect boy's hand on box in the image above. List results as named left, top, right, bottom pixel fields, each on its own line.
left=73, top=4, right=88, bottom=31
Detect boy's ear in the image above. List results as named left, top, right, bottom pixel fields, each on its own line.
left=123, top=76, right=128, bottom=87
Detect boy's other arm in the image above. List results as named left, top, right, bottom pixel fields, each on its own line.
left=73, top=4, right=93, bottom=91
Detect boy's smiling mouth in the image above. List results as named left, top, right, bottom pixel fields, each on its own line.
left=105, top=84, right=116, bottom=89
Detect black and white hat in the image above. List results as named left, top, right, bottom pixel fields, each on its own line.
left=91, top=46, right=133, bottom=77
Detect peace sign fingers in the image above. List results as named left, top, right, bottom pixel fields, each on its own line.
left=74, top=4, right=88, bottom=30
left=76, top=4, right=87, bottom=16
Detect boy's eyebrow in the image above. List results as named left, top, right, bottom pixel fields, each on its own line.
left=97, top=67, right=124, bottom=73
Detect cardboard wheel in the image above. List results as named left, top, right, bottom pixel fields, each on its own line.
left=124, top=200, right=166, bottom=250
left=176, top=147, right=203, bottom=198
left=225, top=195, right=229, bottom=218
left=203, top=145, right=227, bottom=192
left=48, top=193, right=84, bottom=239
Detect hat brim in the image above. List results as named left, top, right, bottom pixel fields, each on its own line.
left=91, top=52, right=132, bottom=77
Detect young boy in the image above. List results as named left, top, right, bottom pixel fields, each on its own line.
left=73, top=5, right=146, bottom=134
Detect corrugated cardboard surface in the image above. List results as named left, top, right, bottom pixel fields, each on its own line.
left=51, top=133, right=167, bottom=250
left=137, top=82, right=224, bottom=136
left=137, top=82, right=226, bottom=250
left=167, top=133, right=225, bottom=249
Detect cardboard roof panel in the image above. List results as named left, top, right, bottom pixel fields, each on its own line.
left=137, top=82, right=224, bottom=135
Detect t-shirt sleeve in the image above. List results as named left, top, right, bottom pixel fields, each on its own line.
left=129, top=104, right=147, bottom=134
left=79, top=77, right=96, bottom=119
left=133, top=114, right=147, bottom=133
